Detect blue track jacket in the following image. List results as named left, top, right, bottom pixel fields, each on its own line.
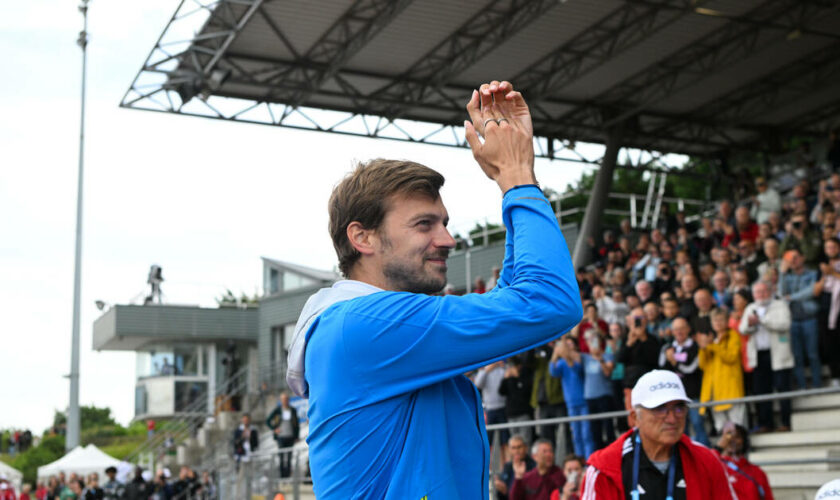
left=300, top=186, right=582, bottom=499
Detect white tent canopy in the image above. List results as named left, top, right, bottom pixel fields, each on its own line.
left=37, top=444, right=121, bottom=480
left=0, top=461, right=23, bottom=493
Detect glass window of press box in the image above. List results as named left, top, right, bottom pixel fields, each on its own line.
left=136, top=345, right=203, bottom=378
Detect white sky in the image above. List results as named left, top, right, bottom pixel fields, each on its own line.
left=0, top=0, right=608, bottom=432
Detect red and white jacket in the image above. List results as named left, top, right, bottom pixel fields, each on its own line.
left=580, top=429, right=737, bottom=500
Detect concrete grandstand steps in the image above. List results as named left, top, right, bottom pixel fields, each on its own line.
left=752, top=446, right=840, bottom=472
left=767, top=470, right=840, bottom=495
left=793, top=392, right=840, bottom=411
left=752, top=428, right=840, bottom=449
left=791, top=408, right=840, bottom=431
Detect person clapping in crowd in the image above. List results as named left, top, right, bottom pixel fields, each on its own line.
left=550, top=333, right=595, bottom=458
left=658, top=317, right=709, bottom=446
left=495, top=435, right=536, bottom=500
left=697, top=308, right=745, bottom=431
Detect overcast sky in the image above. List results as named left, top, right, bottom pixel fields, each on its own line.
left=0, top=0, right=612, bottom=432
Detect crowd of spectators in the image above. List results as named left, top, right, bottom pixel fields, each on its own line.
left=468, top=151, right=840, bottom=499
left=21, top=465, right=215, bottom=500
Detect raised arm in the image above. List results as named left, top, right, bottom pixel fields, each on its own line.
left=337, top=82, right=582, bottom=398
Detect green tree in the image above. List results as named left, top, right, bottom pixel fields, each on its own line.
left=10, top=435, right=65, bottom=485
left=53, top=405, right=118, bottom=431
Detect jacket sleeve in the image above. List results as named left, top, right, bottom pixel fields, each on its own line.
left=718, top=332, right=741, bottom=365
left=739, top=304, right=756, bottom=334
left=510, top=478, right=526, bottom=500
left=340, top=187, right=584, bottom=398
left=698, top=346, right=711, bottom=371
left=706, top=451, right=738, bottom=499
left=265, top=406, right=280, bottom=429
left=580, top=465, right=617, bottom=500
left=787, top=273, right=817, bottom=302
left=763, top=302, right=791, bottom=332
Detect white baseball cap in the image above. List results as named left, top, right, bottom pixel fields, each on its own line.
left=631, top=370, right=691, bottom=409
left=816, top=479, right=840, bottom=499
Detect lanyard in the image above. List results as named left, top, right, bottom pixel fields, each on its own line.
left=724, top=458, right=765, bottom=499
left=631, top=432, right=677, bottom=500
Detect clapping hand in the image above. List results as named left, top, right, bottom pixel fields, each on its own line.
left=465, top=81, right=536, bottom=193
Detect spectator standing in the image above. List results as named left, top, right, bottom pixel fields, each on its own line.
left=581, top=371, right=736, bottom=499
left=677, top=274, right=700, bottom=318
left=510, top=439, right=566, bottom=500
left=690, top=288, right=715, bottom=337
left=779, top=248, right=822, bottom=389
left=615, top=308, right=660, bottom=428
left=500, top=357, right=535, bottom=445
left=737, top=240, right=763, bottom=283
left=476, top=360, right=509, bottom=447
left=781, top=214, right=822, bottom=266
left=643, top=302, right=664, bottom=341
left=818, top=237, right=840, bottom=387
left=495, top=435, right=536, bottom=500
left=735, top=206, right=759, bottom=244
left=266, top=392, right=300, bottom=478
left=751, top=177, right=782, bottom=224
left=712, top=271, right=733, bottom=309
left=101, top=467, right=122, bottom=500
left=697, top=309, right=745, bottom=430
left=528, top=344, right=567, bottom=450
left=82, top=473, right=103, bottom=500
left=716, top=422, right=774, bottom=500
left=549, top=336, right=595, bottom=458
left=578, top=304, right=607, bottom=353
left=740, top=281, right=793, bottom=433
left=757, top=237, right=781, bottom=281
left=20, top=483, right=32, bottom=500
left=595, top=288, right=630, bottom=326
left=233, top=413, right=259, bottom=499
left=580, top=330, right=615, bottom=450
left=122, top=468, right=148, bottom=500
left=606, top=323, right=628, bottom=433
left=487, top=266, right=502, bottom=291
left=473, top=276, right=487, bottom=294
left=659, top=317, right=710, bottom=446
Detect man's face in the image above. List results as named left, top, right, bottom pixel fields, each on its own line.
left=663, top=301, right=678, bottom=318
left=280, top=393, right=290, bottom=406
left=638, top=401, right=688, bottom=449
left=752, top=283, right=770, bottom=302
left=563, top=459, right=583, bottom=482
left=671, top=318, right=690, bottom=342
left=376, top=193, right=455, bottom=294
left=712, top=272, right=729, bottom=291
left=534, top=443, right=554, bottom=469
left=643, top=303, right=659, bottom=322
left=241, top=415, right=250, bottom=427
left=764, top=239, right=778, bottom=259
left=508, top=438, right=527, bottom=461
left=694, top=290, right=712, bottom=311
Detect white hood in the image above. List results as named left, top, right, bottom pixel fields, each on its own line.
left=286, top=280, right=382, bottom=398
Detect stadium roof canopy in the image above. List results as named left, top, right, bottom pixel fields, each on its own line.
left=121, top=0, right=840, bottom=166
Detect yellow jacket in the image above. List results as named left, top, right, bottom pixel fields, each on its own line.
left=698, top=329, right=743, bottom=414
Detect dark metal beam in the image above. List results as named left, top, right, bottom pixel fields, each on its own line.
left=556, top=0, right=834, bottom=131
left=263, top=0, right=415, bottom=111
left=362, top=0, right=563, bottom=120
left=515, top=0, right=702, bottom=102
left=646, top=40, right=840, bottom=142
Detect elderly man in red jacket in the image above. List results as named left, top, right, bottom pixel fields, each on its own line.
left=580, top=370, right=735, bottom=500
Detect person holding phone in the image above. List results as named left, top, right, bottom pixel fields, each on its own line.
left=615, top=308, right=661, bottom=428
left=550, top=454, right=585, bottom=500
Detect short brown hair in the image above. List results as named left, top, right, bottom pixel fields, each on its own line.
left=328, top=159, right=444, bottom=276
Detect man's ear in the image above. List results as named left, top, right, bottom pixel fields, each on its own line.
left=347, top=221, right=377, bottom=256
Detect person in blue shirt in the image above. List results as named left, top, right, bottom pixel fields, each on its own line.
left=580, top=328, right=615, bottom=450
left=284, top=80, right=582, bottom=499
left=549, top=334, right=596, bottom=459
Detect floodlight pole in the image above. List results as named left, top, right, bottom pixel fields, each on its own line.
left=67, top=0, right=89, bottom=452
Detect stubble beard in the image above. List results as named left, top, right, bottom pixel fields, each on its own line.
left=380, top=232, right=447, bottom=294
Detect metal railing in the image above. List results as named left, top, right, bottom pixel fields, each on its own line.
left=123, top=365, right=252, bottom=468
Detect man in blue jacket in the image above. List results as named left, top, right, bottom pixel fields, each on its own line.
left=286, top=80, right=582, bottom=499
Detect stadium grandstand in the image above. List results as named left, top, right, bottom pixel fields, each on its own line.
left=117, top=0, right=840, bottom=498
